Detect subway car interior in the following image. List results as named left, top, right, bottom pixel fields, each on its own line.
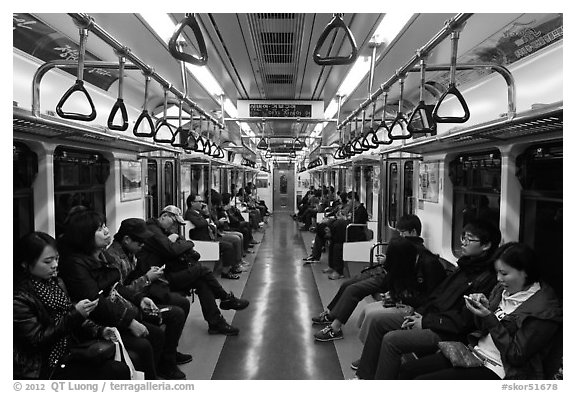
left=12, top=11, right=564, bottom=382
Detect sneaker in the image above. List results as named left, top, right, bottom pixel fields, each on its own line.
left=176, top=352, right=193, bottom=365
left=311, top=310, right=333, bottom=325
left=350, top=359, right=360, bottom=370
left=302, top=255, right=320, bottom=262
left=314, top=325, right=343, bottom=342
left=221, top=271, right=240, bottom=280
left=328, top=271, right=344, bottom=280
left=208, top=319, right=240, bottom=336
left=322, top=267, right=334, bottom=274
left=158, top=365, right=186, bottom=380
left=220, top=292, right=249, bottom=310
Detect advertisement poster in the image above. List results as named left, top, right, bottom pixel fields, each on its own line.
left=120, top=160, right=142, bottom=201
left=418, top=162, right=439, bottom=203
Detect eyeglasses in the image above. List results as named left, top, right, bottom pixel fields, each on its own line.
left=460, top=234, right=481, bottom=245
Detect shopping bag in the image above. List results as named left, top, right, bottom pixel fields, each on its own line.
left=110, top=327, right=145, bottom=380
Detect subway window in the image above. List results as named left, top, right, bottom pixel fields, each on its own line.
left=54, top=147, right=109, bottom=237
left=364, top=166, right=373, bottom=218
left=403, top=161, right=414, bottom=217
left=517, top=142, right=563, bottom=296
left=449, top=150, right=501, bottom=257
left=13, top=142, right=37, bottom=239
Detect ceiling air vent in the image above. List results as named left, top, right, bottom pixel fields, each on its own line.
left=261, top=32, right=294, bottom=63
left=257, top=14, right=296, bottom=20
left=265, top=74, right=293, bottom=84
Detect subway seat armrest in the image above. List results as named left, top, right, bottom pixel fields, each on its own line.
left=184, top=220, right=219, bottom=261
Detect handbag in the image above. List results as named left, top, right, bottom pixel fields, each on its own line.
left=437, top=341, right=484, bottom=368
left=67, top=339, right=115, bottom=364
left=110, top=327, right=145, bottom=380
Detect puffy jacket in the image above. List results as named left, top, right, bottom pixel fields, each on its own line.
left=59, top=251, right=144, bottom=330
left=468, top=282, right=562, bottom=379
left=416, top=253, right=497, bottom=341
left=13, top=278, right=101, bottom=379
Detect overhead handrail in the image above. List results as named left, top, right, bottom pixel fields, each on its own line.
left=407, top=57, right=437, bottom=135
left=168, top=13, right=208, bottom=67
left=293, top=136, right=306, bottom=150
left=153, top=87, right=176, bottom=144
left=184, top=107, right=199, bottom=151
left=67, top=13, right=223, bottom=129
left=107, top=52, right=129, bottom=131
left=432, top=28, right=470, bottom=123
left=337, top=13, right=473, bottom=130
left=354, top=112, right=369, bottom=152
left=313, top=13, right=358, bottom=66
left=133, top=73, right=155, bottom=137
left=388, top=77, right=411, bottom=140
left=56, top=28, right=97, bottom=121
left=214, top=128, right=225, bottom=159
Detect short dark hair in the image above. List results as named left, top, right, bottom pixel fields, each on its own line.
left=61, top=210, right=106, bottom=255
left=463, top=219, right=502, bottom=256
left=492, top=242, right=540, bottom=286
left=396, top=214, right=422, bottom=236
left=385, top=237, right=419, bottom=295
left=187, top=193, right=199, bottom=209
left=14, top=232, right=57, bottom=284
left=222, top=192, right=232, bottom=205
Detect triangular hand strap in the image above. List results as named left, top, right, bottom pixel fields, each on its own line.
left=432, top=84, right=470, bottom=123
left=153, top=119, right=176, bottom=144
left=313, top=14, right=358, bottom=66
left=56, top=80, right=97, bottom=121
left=407, top=102, right=437, bottom=135
left=107, top=98, right=128, bottom=131
left=169, top=13, right=208, bottom=66
left=361, top=128, right=378, bottom=149
left=388, top=114, right=411, bottom=140
left=171, top=127, right=189, bottom=147
left=133, top=110, right=155, bottom=137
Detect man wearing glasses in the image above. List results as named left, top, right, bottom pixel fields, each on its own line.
left=355, top=219, right=502, bottom=380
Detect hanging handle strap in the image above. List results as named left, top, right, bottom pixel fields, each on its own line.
left=56, top=28, right=97, bottom=121
left=172, top=100, right=190, bottom=147
left=313, top=14, right=358, bottom=66
left=407, top=57, right=437, bottom=135
left=169, top=13, right=208, bottom=66
left=388, top=77, right=412, bottom=140
left=375, top=91, right=392, bottom=146
left=153, top=87, right=176, bottom=144
left=133, top=74, right=155, bottom=137
left=356, top=111, right=369, bottom=151
left=432, top=30, right=470, bottom=123
left=107, top=54, right=129, bottom=131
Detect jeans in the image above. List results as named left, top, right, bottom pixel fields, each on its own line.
left=357, top=312, right=441, bottom=379
left=327, top=274, right=387, bottom=324
left=399, top=352, right=500, bottom=380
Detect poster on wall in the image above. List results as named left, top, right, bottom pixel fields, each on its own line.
left=120, top=160, right=142, bottom=202
left=418, top=162, right=439, bottom=203
left=373, top=166, right=380, bottom=192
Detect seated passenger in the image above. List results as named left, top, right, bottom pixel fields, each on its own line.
left=184, top=194, right=243, bottom=279
left=136, top=205, right=249, bottom=336
left=105, top=218, right=193, bottom=374
left=222, top=192, right=258, bottom=251
left=13, top=232, right=130, bottom=380
left=355, top=219, right=501, bottom=379
left=312, top=215, right=445, bottom=342
left=324, top=191, right=369, bottom=280
left=58, top=210, right=177, bottom=379
left=399, top=243, right=562, bottom=380
left=303, top=191, right=346, bottom=263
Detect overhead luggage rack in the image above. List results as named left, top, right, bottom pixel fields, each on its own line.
left=389, top=102, right=563, bottom=155
left=13, top=107, right=180, bottom=154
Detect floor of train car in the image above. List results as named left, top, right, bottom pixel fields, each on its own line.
left=177, top=212, right=376, bottom=380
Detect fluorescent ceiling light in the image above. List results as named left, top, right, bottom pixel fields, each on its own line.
left=372, top=13, right=413, bottom=45
left=223, top=98, right=238, bottom=118
left=323, top=13, right=412, bottom=120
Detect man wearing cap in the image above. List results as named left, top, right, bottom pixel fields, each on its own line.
left=105, top=218, right=192, bottom=380
left=135, top=206, right=249, bottom=336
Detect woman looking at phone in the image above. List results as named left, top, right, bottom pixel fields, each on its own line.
left=400, top=242, right=562, bottom=380
left=13, top=232, right=129, bottom=379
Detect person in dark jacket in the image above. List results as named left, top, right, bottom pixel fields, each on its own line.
left=355, top=219, right=502, bottom=379
left=58, top=210, right=168, bottom=379
left=14, top=231, right=129, bottom=380
left=312, top=215, right=445, bottom=342
left=105, top=218, right=192, bottom=379
left=184, top=194, right=242, bottom=279
left=325, top=192, right=370, bottom=280
left=135, top=205, right=249, bottom=336
left=399, top=242, right=562, bottom=380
